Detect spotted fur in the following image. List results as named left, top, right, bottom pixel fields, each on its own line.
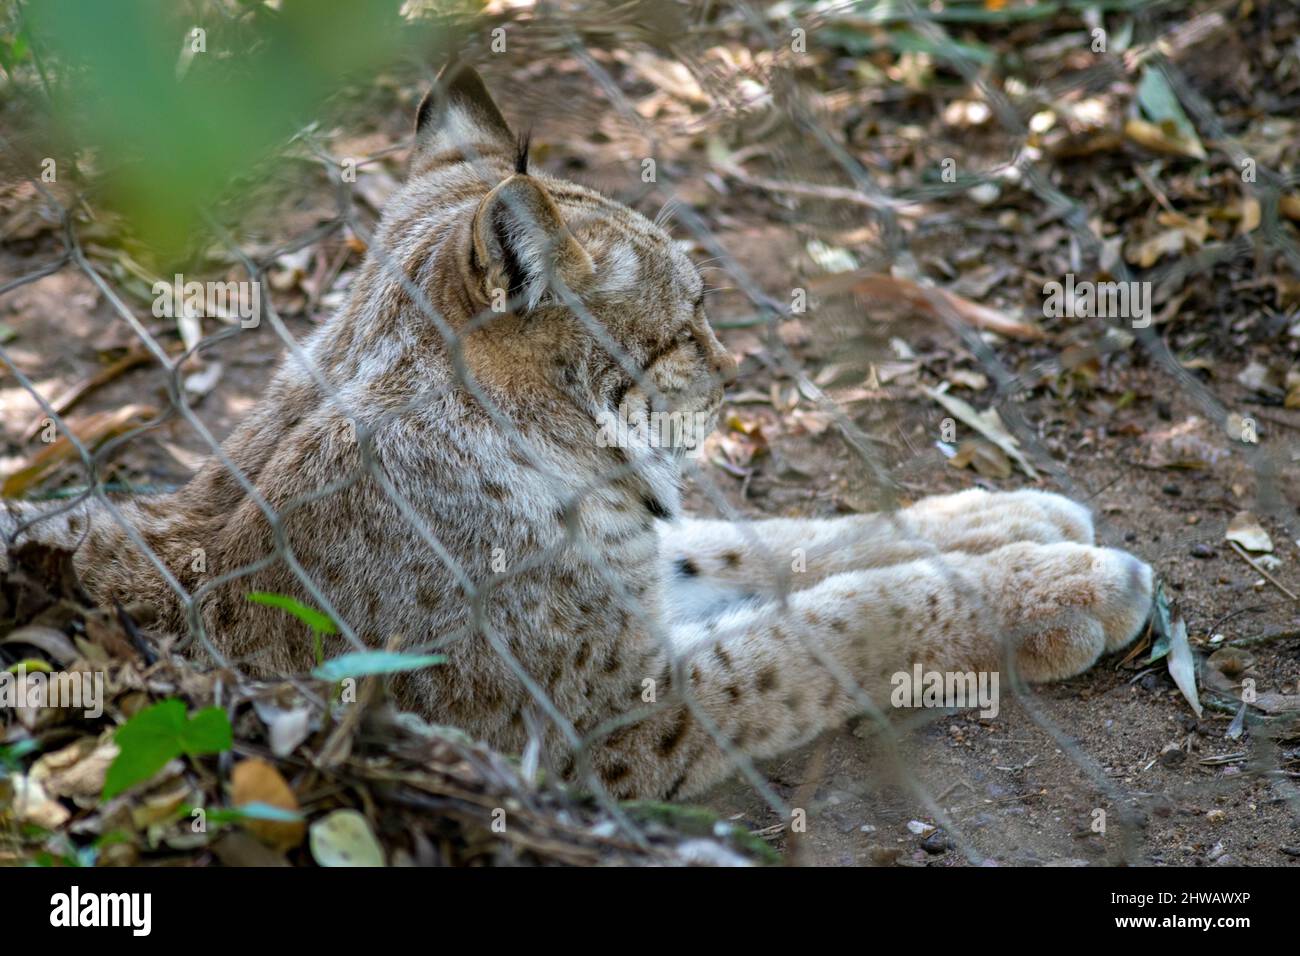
left=2, top=65, right=1153, bottom=800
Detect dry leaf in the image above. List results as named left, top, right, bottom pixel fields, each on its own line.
left=1142, top=416, right=1229, bottom=470
left=808, top=271, right=1045, bottom=341
left=924, top=385, right=1038, bottom=479
left=948, top=439, right=1012, bottom=479
left=31, top=735, right=119, bottom=799
left=1238, top=196, right=1261, bottom=235
left=3, top=404, right=157, bottom=496
left=1225, top=512, right=1273, bottom=553
left=230, top=757, right=306, bottom=852
left=1166, top=617, right=1202, bottom=718
left=4, top=774, right=70, bottom=828
left=309, top=809, right=385, bottom=867
left=1123, top=117, right=1205, bottom=160
left=253, top=700, right=315, bottom=758
left=1126, top=228, right=1186, bottom=268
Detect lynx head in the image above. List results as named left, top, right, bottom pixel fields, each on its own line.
left=381, top=62, right=735, bottom=478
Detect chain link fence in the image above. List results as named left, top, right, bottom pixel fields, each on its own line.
left=2, top=0, right=1298, bottom=865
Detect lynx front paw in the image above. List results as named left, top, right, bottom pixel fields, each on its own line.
left=983, top=542, right=1153, bottom=682
left=905, top=488, right=1096, bottom=554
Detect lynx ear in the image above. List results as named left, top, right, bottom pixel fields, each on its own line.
left=470, top=174, right=594, bottom=312
left=413, top=62, right=513, bottom=165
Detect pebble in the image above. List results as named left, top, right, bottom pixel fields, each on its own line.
left=1190, top=543, right=1215, bottom=559
left=869, top=846, right=903, bottom=866
left=921, top=830, right=950, bottom=855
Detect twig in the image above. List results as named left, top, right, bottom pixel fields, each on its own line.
left=1229, top=626, right=1300, bottom=648
left=720, top=164, right=918, bottom=215
left=20, top=343, right=155, bottom=441
left=1228, top=541, right=1298, bottom=602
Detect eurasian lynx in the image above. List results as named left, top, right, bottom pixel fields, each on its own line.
left=3, top=65, right=1153, bottom=800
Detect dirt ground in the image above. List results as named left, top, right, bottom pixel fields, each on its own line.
left=3, top=5, right=1299, bottom=866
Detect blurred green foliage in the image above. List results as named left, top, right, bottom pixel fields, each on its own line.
left=9, top=0, right=445, bottom=255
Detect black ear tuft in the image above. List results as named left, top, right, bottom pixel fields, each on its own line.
left=514, top=130, right=531, bottom=175
left=415, top=92, right=437, bottom=135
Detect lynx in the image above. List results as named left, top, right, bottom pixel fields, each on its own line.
left=2, top=65, right=1153, bottom=801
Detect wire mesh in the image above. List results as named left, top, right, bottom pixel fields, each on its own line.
left=1, top=0, right=1297, bottom=865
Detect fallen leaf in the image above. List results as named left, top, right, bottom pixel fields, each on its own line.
left=20, top=343, right=153, bottom=442
left=808, top=271, right=1045, bottom=341
left=1166, top=616, right=1202, bottom=718
left=1126, top=227, right=1186, bottom=268
left=4, top=773, right=70, bottom=828
left=0, top=626, right=79, bottom=666
left=183, top=360, right=223, bottom=398
left=31, top=735, right=118, bottom=799
left=1225, top=512, right=1273, bottom=553
left=231, top=758, right=305, bottom=852
left=1132, top=67, right=1206, bottom=159
left=1238, top=196, right=1261, bottom=235
left=923, top=385, right=1038, bottom=479
left=1123, top=118, right=1204, bottom=160
left=309, top=809, right=385, bottom=867
left=945, top=368, right=988, bottom=391
left=253, top=700, right=315, bottom=758
left=131, top=784, right=190, bottom=830
left=1203, top=646, right=1254, bottom=697
left=3, top=404, right=158, bottom=497
left=948, top=439, right=1012, bottom=479
left=1142, top=416, right=1229, bottom=469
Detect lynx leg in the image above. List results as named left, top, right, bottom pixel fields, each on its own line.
left=591, top=540, right=1152, bottom=799
left=658, top=489, right=1098, bottom=617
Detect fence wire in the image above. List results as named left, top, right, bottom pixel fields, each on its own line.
left=2, top=0, right=1298, bottom=865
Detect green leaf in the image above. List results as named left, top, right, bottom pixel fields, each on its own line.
left=246, top=592, right=338, bottom=634
left=178, top=707, right=236, bottom=754
left=5, top=659, right=52, bottom=674
left=311, top=651, right=446, bottom=681
left=890, top=29, right=997, bottom=66
left=102, top=699, right=232, bottom=799
left=1146, top=581, right=1173, bottom=664
left=0, top=738, right=40, bottom=774
left=203, top=801, right=305, bottom=825
left=1136, top=66, right=1206, bottom=160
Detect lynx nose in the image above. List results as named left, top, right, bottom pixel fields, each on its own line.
left=713, top=350, right=738, bottom=386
